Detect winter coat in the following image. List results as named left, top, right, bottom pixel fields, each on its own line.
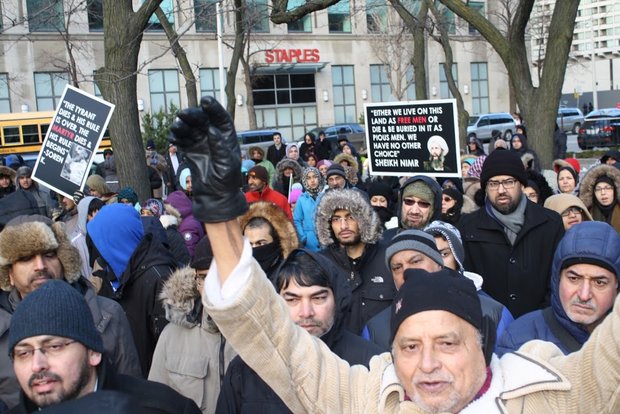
left=271, top=158, right=303, bottom=198
left=458, top=200, right=565, bottom=318
left=553, top=128, right=567, bottom=160
left=8, top=360, right=201, bottom=414
left=497, top=221, right=620, bottom=356
left=158, top=214, right=191, bottom=266
left=244, top=185, right=292, bottom=220
left=215, top=250, right=383, bottom=414
left=293, top=191, right=320, bottom=251
left=266, top=144, right=286, bottom=168
left=579, top=164, right=620, bottom=232
left=165, top=191, right=205, bottom=258
left=0, top=277, right=141, bottom=409
left=149, top=267, right=237, bottom=414
left=204, top=246, right=620, bottom=413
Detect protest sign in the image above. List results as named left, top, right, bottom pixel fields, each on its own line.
left=364, top=99, right=460, bottom=177
left=32, top=85, right=115, bottom=198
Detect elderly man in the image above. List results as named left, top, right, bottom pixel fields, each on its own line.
left=5, top=280, right=201, bottom=413
left=170, top=97, right=620, bottom=414
left=458, top=150, right=565, bottom=317
left=0, top=215, right=140, bottom=409
left=497, top=221, right=620, bottom=355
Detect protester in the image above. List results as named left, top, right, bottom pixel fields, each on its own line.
left=316, top=159, right=332, bottom=179
left=299, top=132, right=315, bottom=160
left=557, top=166, right=579, bottom=194
left=272, top=158, right=302, bottom=198
left=266, top=132, right=286, bottom=167
left=440, top=187, right=464, bottom=225
left=314, top=131, right=332, bottom=161
left=244, top=165, right=292, bottom=219
left=544, top=194, right=593, bottom=230
left=579, top=164, right=620, bottom=232
left=247, top=146, right=275, bottom=185
left=510, top=133, right=540, bottom=172
left=164, top=143, right=184, bottom=194
left=14, top=166, right=55, bottom=217
left=164, top=190, right=205, bottom=258
left=293, top=167, right=324, bottom=251
left=366, top=181, right=396, bottom=228
left=0, top=166, right=16, bottom=199
left=466, top=136, right=485, bottom=156
left=553, top=123, right=567, bottom=160
left=85, top=174, right=117, bottom=204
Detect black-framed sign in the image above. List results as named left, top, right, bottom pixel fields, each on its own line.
left=364, top=99, right=460, bottom=177
left=32, top=85, right=115, bottom=198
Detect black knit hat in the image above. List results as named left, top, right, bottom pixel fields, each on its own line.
left=248, top=165, right=269, bottom=183
left=326, top=164, right=346, bottom=179
left=390, top=268, right=482, bottom=343
left=8, top=280, right=104, bottom=354
left=191, top=236, right=214, bottom=270
left=480, top=150, right=527, bottom=190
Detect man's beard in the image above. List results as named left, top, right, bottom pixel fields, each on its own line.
left=27, top=356, right=92, bottom=407
left=337, top=233, right=361, bottom=246
left=492, top=194, right=520, bottom=214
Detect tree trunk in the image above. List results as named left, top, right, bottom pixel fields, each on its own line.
left=95, top=0, right=163, bottom=202
left=241, top=57, right=257, bottom=129
left=226, top=0, right=246, bottom=118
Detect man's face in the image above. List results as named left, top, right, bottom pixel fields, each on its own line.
left=330, top=209, right=361, bottom=247
left=434, top=236, right=458, bottom=271
left=244, top=224, right=274, bottom=248
left=401, top=196, right=432, bottom=230
left=392, top=311, right=486, bottom=414
left=0, top=175, right=11, bottom=189
left=559, top=263, right=618, bottom=332
left=12, top=335, right=101, bottom=408
left=280, top=280, right=336, bottom=337
left=327, top=175, right=345, bottom=190
left=485, top=175, right=523, bottom=214
left=9, top=251, right=64, bottom=298
left=19, top=176, right=33, bottom=190
left=61, top=197, right=75, bottom=211
left=430, top=144, right=442, bottom=158
left=248, top=175, right=266, bottom=192
left=169, top=145, right=177, bottom=154
left=273, top=134, right=282, bottom=145
left=389, top=250, right=442, bottom=289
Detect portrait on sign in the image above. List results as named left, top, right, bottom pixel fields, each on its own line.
left=60, top=143, right=91, bottom=185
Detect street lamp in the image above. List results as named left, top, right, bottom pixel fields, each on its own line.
left=216, top=1, right=227, bottom=108
left=586, top=21, right=598, bottom=110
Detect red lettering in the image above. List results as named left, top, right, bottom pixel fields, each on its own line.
left=289, top=49, right=301, bottom=62
left=265, top=48, right=322, bottom=63
left=265, top=50, right=275, bottom=63
left=308, top=48, right=320, bottom=62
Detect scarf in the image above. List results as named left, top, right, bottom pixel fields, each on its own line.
left=486, top=194, right=527, bottom=245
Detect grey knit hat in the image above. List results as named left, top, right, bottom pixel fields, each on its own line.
left=385, top=230, right=443, bottom=271
left=8, top=280, right=104, bottom=355
left=424, top=220, right=465, bottom=272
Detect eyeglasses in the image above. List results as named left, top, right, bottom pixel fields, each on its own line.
left=330, top=215, right=356, bottom=225
left=402, top=199, right=431, bottom=209
left=12, top=340, right=76, bottom=362
left=594, top=185, right=614, bottom=193
left=486, top=178, right=518, bottom=191
left=442, top=196, right=454, bottom=203
left=561, top=207, right=583, bottom=217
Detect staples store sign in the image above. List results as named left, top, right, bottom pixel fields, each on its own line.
left=265, top=49, right=320, bottom=63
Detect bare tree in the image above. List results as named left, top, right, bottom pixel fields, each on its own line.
left=438, top=0, right=581, bottom=167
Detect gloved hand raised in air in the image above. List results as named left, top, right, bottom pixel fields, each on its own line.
left=169, top=96, right=248, bottom=223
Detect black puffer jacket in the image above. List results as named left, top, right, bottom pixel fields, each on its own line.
left=215, top=250, right=383, bottom=414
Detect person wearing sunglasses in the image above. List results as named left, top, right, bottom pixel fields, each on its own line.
left=578, top=164, right=620, bottom=233
left=459, top=150, right=565, bottom=318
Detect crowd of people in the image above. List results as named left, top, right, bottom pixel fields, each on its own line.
left=0, top=98, right=619, bottom=413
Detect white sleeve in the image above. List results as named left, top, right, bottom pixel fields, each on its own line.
left=203, top=238, right=253, bottom=305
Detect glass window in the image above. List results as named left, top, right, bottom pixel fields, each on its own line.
left=148, top=69, right=180, bottom=113
left=366, top=0, right=387, bottom=33
left=195, top=0, right=217, bottom=32
left=199, top=68, right=226, bottom=102
left=287, top=0, right=311, bottom=32
left=332, top=66, right=357, bottom=123
left=146, top=0, right=174, bottom=31
left=468, top=2, right=484, bottom=35
left=436, top=3, right=456, bottom=35
left=245, top=0, right=269, bottom=33
left=0, top=74, right=10, bottom=113
left=470, top=62, right=489, bottom=114
left=87, top=0, right=103, bottom=31
left=328, top=0, right=351, bottom=33
left=34, top=72, right=68, bottom=110
left=370, top=64, right=395, bottom=102
left=27, top=0, right=64, bottom=32
left=439, top=63, right=458, bottom=99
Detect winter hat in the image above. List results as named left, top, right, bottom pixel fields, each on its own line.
left=142, top=198, right=164, bottom=217
left=248, top=165, right=269, bottom=183
left=600, top=150, right=620, bottom=164
left=15, top=166, right=32, bottom=179
left=8, top=279, right=104, bottom=354
left=390, top=268, right=481, bottom=342
left=179, top=167, right=191, bottom=190
left=480, top=150, right=527, bottom=190
left=117, top=187, right=138, bottom=205
left=385, top=229, right=443, bottom=271
left=145, top=139, right=156, bottom=150
left=326, top=164, right=346, bottom=180
left=0, top=215, right=82, bottom=290
left=316, top=159, right=332, bottom=170
left=442, top=188, right=463, bottom=208
left=191, top=236, right=214, bottom=270
left=402, top=180, right=435, bottom=210
left=86, top=174, right=110, bottom=196
left=241, top=159, right=255, bottom=174
left=424, top=220, right=465, bottom=272
left=0, top=166, right=16, bottom=181
left=544, top=194, right=593, bottom=221
left=367, top=181, right=394, bottom=206
left=564, top=158, right=581, bottom=173
left=5, top=155, right=22, bottom=170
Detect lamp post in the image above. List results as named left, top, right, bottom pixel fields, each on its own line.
left=587, top=21, right=598, bottom=110
left=216, top=1, right=227, bottom=108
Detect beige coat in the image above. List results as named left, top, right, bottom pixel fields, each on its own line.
left=205, top=248, right=620, bottom=413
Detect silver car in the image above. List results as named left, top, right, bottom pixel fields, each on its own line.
left=557, top=107, right=584, bottom=133
left=467, top=112, right=516, bottom=142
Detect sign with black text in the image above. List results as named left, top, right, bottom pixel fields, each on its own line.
left=364, top=99, right=460, bottom=177
left=32, top=85, right=115, bottom=198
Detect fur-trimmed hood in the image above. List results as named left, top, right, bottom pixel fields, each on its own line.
left=579, top=164, right=620, bottom=209
left=333, top=153, right=359, bottom=172
left=238, top=201, right=299, bottom=259
left=0, top=166, right=16, bottom=181
left=315, top=189, right=382, bottom=246
left=158, top=266, right=219, bottom=333
left=274, top=158, right=303, bottom=185
left=0, top=216, right=81, bottom=290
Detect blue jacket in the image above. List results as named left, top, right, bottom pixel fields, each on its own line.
left=293, top=191, right=320, bottom=251
left=497, top=221, right=620, bottom=356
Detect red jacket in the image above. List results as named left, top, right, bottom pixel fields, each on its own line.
left=245, top=186, right=292, bottom=220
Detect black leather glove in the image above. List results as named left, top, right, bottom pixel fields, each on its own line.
left=169, top=96, right=248, bottom=223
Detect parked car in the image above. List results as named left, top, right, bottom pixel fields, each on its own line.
left=557, top=107, right=584, bottom=133
left=303, top=123, right=366, bottom=151
left=237, top=129, right=282, bottom=155
left=577, top=108, right=620, bottom=150
left=467, top=112, right=515, bottom=142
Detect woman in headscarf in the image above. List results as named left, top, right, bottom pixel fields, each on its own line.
left=579, top=164, right=620, bottom=232
left=293, top=167, right=325, bottom=252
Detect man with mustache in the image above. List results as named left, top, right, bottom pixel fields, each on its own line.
left=0, top=215, right=141, bottom=409
left=5, top=280, right=201, bottom=413
left=216, top=250, right=382, bottom=413
left=458, top=150, right=565, bottom=318
left=497, top=221, right=620, bottom=355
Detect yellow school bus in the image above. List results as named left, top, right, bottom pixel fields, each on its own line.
left=0, top=111, right=112, bottom=156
